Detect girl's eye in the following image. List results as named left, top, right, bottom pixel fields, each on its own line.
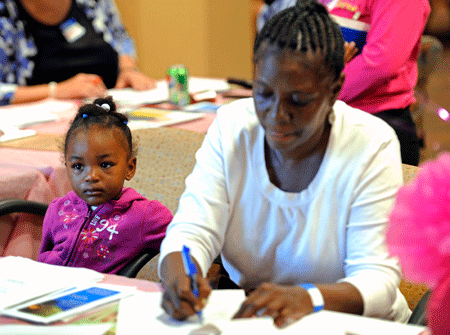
left=72, top=163, right=83, bottom=170
left=101, top=162, right=113, bottom=169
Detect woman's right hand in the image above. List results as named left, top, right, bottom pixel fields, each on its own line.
left=54, top=73, right=107, bottom=99
left=159, top=252, right=212, bottom=320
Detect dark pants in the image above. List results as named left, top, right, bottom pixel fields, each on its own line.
left=373, top=107, right=420, bottom=166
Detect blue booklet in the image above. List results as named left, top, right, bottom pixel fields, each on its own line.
left=330, top=14, right=370, bottom=56
left=3, top=284, right=135, bottom=324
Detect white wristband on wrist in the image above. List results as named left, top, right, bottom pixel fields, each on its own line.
left=48, top=81, right=57, bottom=98
left=300, top=283, right=324, bottom=312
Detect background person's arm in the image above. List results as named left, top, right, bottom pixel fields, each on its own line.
left=115, top=55, right=157, bottom=90
left=337, top=0, right=429, bottom=103
left=10, top=74, right=107, bottom=104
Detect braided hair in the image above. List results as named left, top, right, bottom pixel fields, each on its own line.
left=254, top=0, right=345, bottom=80
left=64, top=96, right=136, bottom=158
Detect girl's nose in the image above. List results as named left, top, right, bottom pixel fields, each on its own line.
left=85, top=167, right=100, bottom=182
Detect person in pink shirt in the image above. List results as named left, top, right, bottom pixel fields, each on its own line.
left=38, top=97, right=173, bottom=274
left=257, top=0, right=430, bottom=166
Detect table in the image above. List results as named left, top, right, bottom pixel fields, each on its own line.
left=0, top=272, right=161, bottom=332
left=0, top=283, right=429, bottom=335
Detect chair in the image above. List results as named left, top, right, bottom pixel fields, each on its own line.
left=124, top=127, right=206, bottom=281
left=408, top=290, right=431, bottom=325
left=125, top=127, right=205, bottom=215
left=0, top=198, right=160, bottom=278
left=400, top=163, right=431, bottom=325
left=411, top=35, right=444, bottom=149
left=0, top=199, right=49, bottom=260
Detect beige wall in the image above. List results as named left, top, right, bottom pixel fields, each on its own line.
left=114, top=0, right=262, bottom=81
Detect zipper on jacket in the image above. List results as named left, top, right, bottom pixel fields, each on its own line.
left=64, top=205, right=95, bottom=266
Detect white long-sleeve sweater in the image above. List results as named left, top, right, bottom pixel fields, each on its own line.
left=159, top=98, right=410, bottom=322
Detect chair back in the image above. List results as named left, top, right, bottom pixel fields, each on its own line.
left=125, top=127, right=205, bottom=214
left=399, top=164, right=430, bottom=312
left=124, top=127, right=205, bottom=281
left=402, top=163, right=420, bottom=184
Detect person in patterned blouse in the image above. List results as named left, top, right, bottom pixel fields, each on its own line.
left=0, top=0, right=155, bottom=106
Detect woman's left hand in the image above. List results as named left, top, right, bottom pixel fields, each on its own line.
left=344, top=41, right=358, bottom=64
left=232, top=283, right=314, bottom=328
left=115, top=69, right=157, bottom=90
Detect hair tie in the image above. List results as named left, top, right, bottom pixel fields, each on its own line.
left=82, top=113, right=88, bottom=118
left=123, top=120, right=128, bottom=125
left=96, top=103, right=111, bottom=111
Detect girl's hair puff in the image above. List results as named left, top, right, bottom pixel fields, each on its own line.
left=63, top=96, right=136, bottom=158
left=254, top=0, right=345, bottom=80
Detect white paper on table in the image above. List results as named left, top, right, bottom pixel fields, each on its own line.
left=281, top=310, right=426, bottom=335
left=188, top=77, right=230, bottom=93
left=0, top=324, right=113, bottom=335
left=116, top=290, right=426, bottom=335
left=108, top=77, right=230, bottom=108
left=0, top=256, right=104, bottom=311
left=107, top=81, right=169, bottom=107
left=0, top=99, right=78, bottom=142
left=115, top=290, right=277, bottom=335
left=0, top=99, right=77, bottom=128
left=126, top=111, right=205, bottom=131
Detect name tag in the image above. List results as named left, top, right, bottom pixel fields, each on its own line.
left=60, top=18, right=86, bottom=43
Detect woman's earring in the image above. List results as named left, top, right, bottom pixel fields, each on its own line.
left=328, top=111, right=335, bottom=125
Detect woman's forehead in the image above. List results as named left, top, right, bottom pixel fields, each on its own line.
left=254, top=47, right=331, bottom=82
left=255, top=43, right=324, bottom=66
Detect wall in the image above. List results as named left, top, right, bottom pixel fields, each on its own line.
left=114, top=0, right=260, bottom=81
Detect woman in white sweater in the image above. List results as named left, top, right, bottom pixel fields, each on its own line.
left=158, top=0, right=410, bottom=328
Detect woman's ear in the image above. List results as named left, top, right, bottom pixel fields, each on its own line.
left=330, top=72, right=345, bottom=103
left=125, top=156, right=137, bottom=181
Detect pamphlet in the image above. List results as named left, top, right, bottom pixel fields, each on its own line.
left=0, top=256, right=104, bottom=311
left=2, top=284, right=135, bottom=324
left=125, top=108, right=204, bottom=130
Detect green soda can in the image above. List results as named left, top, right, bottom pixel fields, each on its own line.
left=167, top=65, right=189, bottom=107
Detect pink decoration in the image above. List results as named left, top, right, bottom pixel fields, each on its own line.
left=387, top=153, right=450, bottom=334
left=387, top=153, right=450, bottom=288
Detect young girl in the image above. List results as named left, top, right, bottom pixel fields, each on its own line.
left=38, top=97, right=173, bottom=274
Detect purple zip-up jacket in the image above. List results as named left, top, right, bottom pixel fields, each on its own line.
left=38, top=188, right=173, bottom=274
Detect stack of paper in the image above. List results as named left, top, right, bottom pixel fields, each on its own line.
left=116, top=290, right=426, bottom=335
left=108, top=77, right=230, bottom=108
left=0, top=256, right=104, bottom=311
left=3, top=283, right=135, bottom=324
left=125, top=107, right=204, bottom=130
left=0, top=99, right=77, bottom=142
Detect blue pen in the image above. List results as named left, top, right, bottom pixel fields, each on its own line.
left=181, top=245, right=203, bottom=323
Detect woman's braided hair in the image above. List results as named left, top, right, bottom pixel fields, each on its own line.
left=254, top=0, right=345, bottom=80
